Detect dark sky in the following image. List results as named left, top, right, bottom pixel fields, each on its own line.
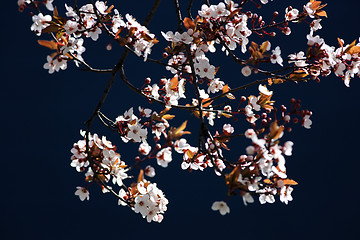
left=2, top=0, right=360, bottom=239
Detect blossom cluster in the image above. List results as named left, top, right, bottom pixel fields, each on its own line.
left=119, top=179, right=169, bottom=223
left=70, top=130, right=129, bottom=186
left=20, top=0, right=360, bottom=221
left=21, top=0, right=157, bottom=73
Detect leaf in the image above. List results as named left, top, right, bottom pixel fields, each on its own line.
left=183, top=17, right=196, bottom=30
left=162, top=114, right=175, bottom=120
left=159, top=107, right=171, bottom=117
left=221, top=112, right=233, bottom=118
left=260, top=41, right=270, bottom=54
left=186, top=149, right=194, bottom=159
left=169, top=76, right=179, bottom=91
left=347, top=46, right=360, bottom=55
left=222, top=85, right=235, bottom=100
left=316, top=10, right=327, bottom=18
left=42, top=24, right=62, bottom=33
left=105, top=5, right=114, bottom=13
left=37, top=40, right=57, bottom=50
left=289, top=69, right=308, bottom=80
left=202, top=98, right=213, bottom=108
left=263, top=179, right=273, bottom=184
left=344, top=40, right=357, bottom=53
left=311, top=1, right=322, bottom=10
left=175, top=121, right=188, bottom=135
left=283, top=179, right=298, bottom=185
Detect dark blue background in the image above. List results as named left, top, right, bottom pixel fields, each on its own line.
left=2, top=0, right=360, bottom=239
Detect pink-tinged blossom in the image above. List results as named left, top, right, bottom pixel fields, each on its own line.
left=241, top=66, right=252, bottom=77
left=303, top=114, right=312, bottom=129
left=242, top=192, right=254, bottom=206
left=249, top=95, right=261, bottom=111
left=43, top=55, right=68, bottom=74
left=111, top=9, right=126, bottom=34
left=211, top=201, right=230, bottom=215
left=278, top=181, right=294, bottom=205
left=139, top=142, right=151, bottom=155
left=174, top=32, right=193, bottom=44
left=31, top=13, right=52, bottom=36
left=194, top=59, right=216, bottom=79
left=304, top=2, right=317, bottom=18
left=127, top=123, right=148, bottom=143
left=75, top=187, right=90, bottom=201
left=134, top=194, right=151, bottom=217
left=198, top=4, right=216, bottom=18
left=245, top=129, right=256, bottom=139
left=132, top=180, right=168, bottom=223
left=208, top=78, right=225, bottom=94
left=285, top=7, right=299, bottom=21
left=310, top=19, right=322, bottom=33
left=257, top=187, right=276, bottom=204
left=283, top=141, right=294, bottom=156
left=145, top=165, right=156, bottom=177
left=174, top=138, right=191, bottom=153
left=44, top=0, right=54, bottom=11
left=270, top=46, right=283, bottom=66
left=156, top=147, right=172, bottom=167
left=223, top=124, right=234, bottom=135
left=288, top=51, right=307, bottom=67
left=118, top=189, right=129, bottom=206
left=258, top=84, right=273, bottom=96
left=64, top=20, right=79, bottom=35
left=307, top=33, right=324, bottom=46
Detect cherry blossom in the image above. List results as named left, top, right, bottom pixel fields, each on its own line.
left=285, top=7, right=299, bottom=22
left=156, top=147, right=172, bottom=168
left=30, top=13, right=51, bottom=36
left=20, top=0, right=360, bottom=222
left=75, top=187, right=90, bottom=201
left=211, top=201, right=230, bottom=215
left=270, top=46, right=283, bottom=66
left=241, top=66, right=252, bottom=77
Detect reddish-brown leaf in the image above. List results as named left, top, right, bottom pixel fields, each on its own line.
left=183, top=17, right=196, bottom=30
left=37, top=40, right=57, bottom=50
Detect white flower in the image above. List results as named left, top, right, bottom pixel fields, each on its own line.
left=198, top=4, right=216, bottom=18
left=208, top=78, right=225, bottom=94
left=303, top=114, right=312, bottom=129
left=245, top=129, right=256, bottom=139
left=242, top=192, right=254, bottom=206
left=174, top=32, right=193, bottom=44
left=258, top=84, right=273, bottom=96
left=30, top=13, right=51, bottom=36
left=223, top=124, right=234, bottom=135
left=304, top=2, right=317, bottom=18
left=288, top=51, right=307, bottom=67
left=44, top=0, right=54, bottom=11
left=283, top=141, right=294, bottom=156
left=134, top=194, right=151, bottom=217
left=241, top=66, right=252, bottom=77
left=285, top=7, right=299, bottom=21
left=280, top=185, right=294, bottom=205
left=307, top=33, right=324, bottom=46
left=145, top=165, right=156, bottom=177
left=194, top=59, right=216, bottom=79
left=259, top=193, right=275, bottom=204
left=75, top=187, right=90, bottom=201
left=270, top=46, right=283, bottom=66
left=211, top=201, right=230, bottom=215
left=156, top=147, right=172, bottom=167
left=139, top=142, right=151, bottom=155
left=310, top=19, right=322, bottom=33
